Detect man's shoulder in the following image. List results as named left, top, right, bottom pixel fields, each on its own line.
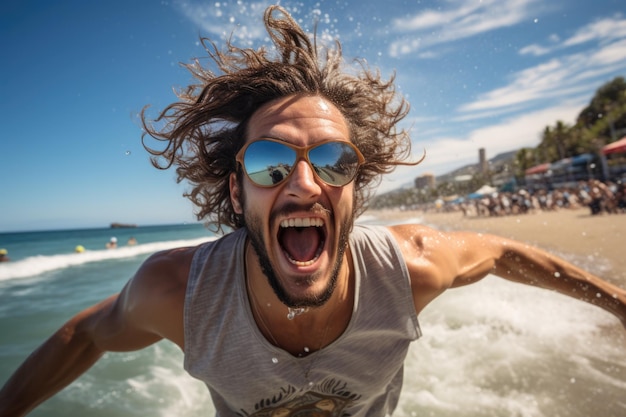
left=115, top=246, right=203, bottom=348
left=133, top=245, right=201, bottom=294
left=386, top=222, right=440, bottom=240
left=353, top=222, right=436, bottom=243
left=362, top=223, right=446, bottom=263
left=140, top=230, right=243, bottom=278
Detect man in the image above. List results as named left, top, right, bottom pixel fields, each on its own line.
left=1, top=6, right=625, bottom=416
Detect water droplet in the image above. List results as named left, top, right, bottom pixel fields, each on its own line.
left=271, top=357, right=278, bottom=364
left=554, top=272, right=560, bottom=278
left=125, top=150, right=131, bottom=156
left=303, top=347, right=310, bottom=353
left=287, top=307, right=309, bottom=320
left=596, top=293, right=602, bottom=298
left=308, top=381, right=314, bottom=387
left=533, top=18, right=539, bottom=23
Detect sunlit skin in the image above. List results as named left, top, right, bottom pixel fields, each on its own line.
left=229, top=94, right=356, bottom=350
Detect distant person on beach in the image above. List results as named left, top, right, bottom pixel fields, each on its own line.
left=0, top=249, right=9, bottom=263
left=1, top=6, right=625, bottom=417
left=105, top=237, right=117, bottom=249
left=617, top=182, right=626, bottom=212
left=127, top=237, right=137, bottom=246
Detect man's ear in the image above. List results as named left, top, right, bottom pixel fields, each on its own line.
left=230, top=172, right=243, bottom=214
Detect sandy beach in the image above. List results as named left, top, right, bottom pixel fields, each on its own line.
left=365, top=208, right=626, bottom=286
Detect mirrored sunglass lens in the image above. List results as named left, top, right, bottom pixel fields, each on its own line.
left=309, top=142, right=360, bottom=186
left=243, top=141, right=295, bottom=186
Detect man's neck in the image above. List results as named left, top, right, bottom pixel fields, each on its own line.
left=245, top=242, right=354, bottom=356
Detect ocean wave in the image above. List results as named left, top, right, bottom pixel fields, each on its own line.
left=0, top=237, right=216, bottom=281
left=400, top=276, right=626, bottom=416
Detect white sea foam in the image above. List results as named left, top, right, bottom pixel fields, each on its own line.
left=0, top=237, right=216, bottom=282
left=398, top=276, right=626, bottom=417
left=58, top=342, right=215, bottom=417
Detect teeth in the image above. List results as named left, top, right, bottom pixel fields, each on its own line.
left=280, top=217, right=324, bottom=228
left=289, top=258, right=316, bottom=267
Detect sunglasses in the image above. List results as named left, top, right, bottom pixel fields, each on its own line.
left=236, top=138, right=365, bottom=188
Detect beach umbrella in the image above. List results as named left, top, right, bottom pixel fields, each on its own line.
left=473, top=184, right=497, bottom=195
left=601, top=136, right=626, bottom=155
left=525, top=163, right=550, bottom=175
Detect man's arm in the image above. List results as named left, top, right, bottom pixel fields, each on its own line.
left=0, top=246, right=194, bottom=417
left=389, top=224, right=626, bottom=327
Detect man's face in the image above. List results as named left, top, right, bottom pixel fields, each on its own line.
left=230, top=95, right=357, bottom=308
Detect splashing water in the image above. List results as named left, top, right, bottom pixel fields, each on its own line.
left=287, top=306, right=309, bottom=320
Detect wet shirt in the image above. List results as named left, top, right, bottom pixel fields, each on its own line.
left=184, top=225, right=421, bottom=416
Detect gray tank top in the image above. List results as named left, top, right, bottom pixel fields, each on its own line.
left=184, top=224, right=421, bottom=416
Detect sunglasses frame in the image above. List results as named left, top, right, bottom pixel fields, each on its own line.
left=235, top=138, right=365, bottom=188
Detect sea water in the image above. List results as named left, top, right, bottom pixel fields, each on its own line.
left=1, top=220, right=625, bottom=416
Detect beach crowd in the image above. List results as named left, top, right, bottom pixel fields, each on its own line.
left=450, top=180, right=626, bottom=217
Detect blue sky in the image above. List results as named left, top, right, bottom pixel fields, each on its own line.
left=1, top=0, right=625, bottom=232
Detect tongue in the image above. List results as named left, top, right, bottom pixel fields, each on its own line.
left=280, top=227, right=320, bottom=262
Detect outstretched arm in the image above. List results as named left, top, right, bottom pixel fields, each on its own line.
left=0, top=295, right=137, bottom=416
left=490, top=235, right=626, bottom=326
left=390, top=224, right=626, bottom=327
left=0, top=247, right=193, bottom=417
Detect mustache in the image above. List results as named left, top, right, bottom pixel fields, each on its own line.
left=270, top=202, right=331, bottom=223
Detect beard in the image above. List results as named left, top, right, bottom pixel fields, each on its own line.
left=243, top=201, right=354, bottom=309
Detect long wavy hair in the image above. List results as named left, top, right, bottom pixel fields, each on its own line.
left=142, top=5, right=420, bottom=232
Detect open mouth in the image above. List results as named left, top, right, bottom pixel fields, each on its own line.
left=277, top=217, right=326, bottom=267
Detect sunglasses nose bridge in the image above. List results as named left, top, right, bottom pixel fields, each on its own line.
left=289, top=146, right=317, bottom=180
left=286, top=155, right=324, bottom=192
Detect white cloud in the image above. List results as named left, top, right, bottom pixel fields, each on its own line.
left=519, top=43, right=552, bottom=57
left=459, top=59, right=568, bottom=112
left=174, top=0, right=273, bottom=44
left=563, top=14, right=626, bottom=47
left=591, top=38, right=626, bottom=65
left=393, top=5, right=482, bottom=31
left=173, top=1, right=343, bottom=48
left=461, top=101, right=583, bottom=154
left=519, top=14, right=626, bottom=56
left=389, top=0, right=543, bottom=57
left=460, top=37, right=626, bottom=114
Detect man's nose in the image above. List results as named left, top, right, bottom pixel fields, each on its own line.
left=285, top=159, right=323, bottom=198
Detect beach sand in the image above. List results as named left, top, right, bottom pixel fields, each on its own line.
left=365, top=208, right=626, bottom=286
